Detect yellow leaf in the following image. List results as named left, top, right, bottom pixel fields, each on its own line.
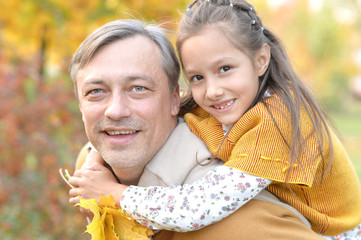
left=76, top=195, right=153, bottom=240
left=76, top=198, right=105, bottom=240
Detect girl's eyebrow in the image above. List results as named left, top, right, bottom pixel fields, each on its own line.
left=184, top=56, right=236, bottom=76
left=213, top=57, right=235, bottom=66
left=184, top=69, right=198, bottom=76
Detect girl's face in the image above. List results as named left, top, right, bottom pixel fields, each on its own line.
left=180, top=26, right=269, bottom=126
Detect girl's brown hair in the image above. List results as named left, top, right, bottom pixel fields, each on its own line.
left=177, top=0, right=334, bottom=180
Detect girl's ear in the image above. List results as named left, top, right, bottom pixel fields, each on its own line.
left=256, top=44, right=271, bottom=76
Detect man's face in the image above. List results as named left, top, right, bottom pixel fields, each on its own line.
left=77, top=36, right=180, bottom=171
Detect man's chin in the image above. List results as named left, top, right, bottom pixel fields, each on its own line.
left=100, top=151, right=140, bottom=169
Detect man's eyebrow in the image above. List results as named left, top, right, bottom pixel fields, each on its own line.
left=81, top=74, right=158, bottom=86
left=125, top=74, right=157, bottom=85
left=82, top=79, right=104, bottom=85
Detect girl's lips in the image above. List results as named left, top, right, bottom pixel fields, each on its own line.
left=212, top=99, right=235, bottom=110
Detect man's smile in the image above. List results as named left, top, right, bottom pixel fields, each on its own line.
left=106, top=130, right=138, bottom=135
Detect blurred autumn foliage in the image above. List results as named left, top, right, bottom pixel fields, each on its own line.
left=0, top=51, right=87, bottom=238
left=0, top=0, right=360, bottom=239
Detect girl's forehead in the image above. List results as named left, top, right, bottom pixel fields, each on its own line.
left=197, top=25, right=251, bottom=54
left=183, top=24, right=232, bottom=44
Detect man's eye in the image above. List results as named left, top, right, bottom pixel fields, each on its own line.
left=191, top=75, right=203, bottom=82
left=88, top=89, right=103, bottom=95
left=133, top=86, right=145, bottom=91
left=220, top=66, right=231, bottom=73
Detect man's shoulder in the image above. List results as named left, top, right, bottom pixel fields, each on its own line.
left=139, top=117, right=216, bottom=187
left=151, top=117, right=211, bottom=164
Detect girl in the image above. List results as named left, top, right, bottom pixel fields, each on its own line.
left=71, top=0, right=361, bottom=238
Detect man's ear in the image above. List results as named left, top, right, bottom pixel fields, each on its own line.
left=171, top=85, right=181, bottom=116
left=256, top=44, right=271, bottom=76
left=79, top=102, right=86, bottom=123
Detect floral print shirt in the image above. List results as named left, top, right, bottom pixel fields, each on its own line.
left=120, top=165, right=271, bottom=231
left=120, top=166, right=361, bottom=238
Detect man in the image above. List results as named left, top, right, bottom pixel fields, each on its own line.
left=68, top=19, right=324, bottom=240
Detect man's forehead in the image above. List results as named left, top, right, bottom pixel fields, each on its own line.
left=98, top=35, right=161, bottom=59
left=79, top=37, right=164, bottom=73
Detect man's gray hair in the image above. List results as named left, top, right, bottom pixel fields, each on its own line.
left=69, top=19, right=180, bottom=98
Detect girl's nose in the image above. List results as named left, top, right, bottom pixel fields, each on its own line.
left=205, top=80, right=223, bottom=100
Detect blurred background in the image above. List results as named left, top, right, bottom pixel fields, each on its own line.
left=0, top=0, right=360, bottom=239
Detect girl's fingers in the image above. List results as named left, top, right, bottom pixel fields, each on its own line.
left=69, top=187, right=79, bottom=198
left=88, top=149, right=106, bottom=165
left=82, top=148, right=106, bottom=170
left=79, top=207, right=94, bottom=219
left=82, top=162, right=107, bottom=171
left=76, top=162, right=105, bottom=173
left=69, top=196, right=80, bottom=205
left=72, top=169, right=83, bottom=177
left=68, top=176, right=82, bottom=187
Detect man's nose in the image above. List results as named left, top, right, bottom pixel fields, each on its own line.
left=205, top=78, right=223, bottom=100
left=104, top=94, right=131, bottom=120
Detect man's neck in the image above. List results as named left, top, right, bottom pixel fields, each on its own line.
left=112, top=166, right=145, bottom=185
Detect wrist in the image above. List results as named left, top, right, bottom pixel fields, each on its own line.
left=111, top=184, right=128, bottom=208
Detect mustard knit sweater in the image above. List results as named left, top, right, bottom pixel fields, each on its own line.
left=184, top=95, right=361, bottom=236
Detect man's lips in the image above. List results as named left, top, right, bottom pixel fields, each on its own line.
left=102, top=129, right=139, bottom=146
left=105, top=130, right=137, bottom=136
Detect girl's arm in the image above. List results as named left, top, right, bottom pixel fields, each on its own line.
left=69, top=148, right=271, bottom=231
left=121, top=165, right=271, bottom=232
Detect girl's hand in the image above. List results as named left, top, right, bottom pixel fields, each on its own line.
left=81, top=146, right=105, bottom=169
left=68, top=149, right=128, bottom=208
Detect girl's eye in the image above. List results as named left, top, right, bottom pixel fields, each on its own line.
left=133, top=86, right=145, bottom=91
left=191, top=75, right=203, bottom=82
left=220, top=66, right=231, bottom=73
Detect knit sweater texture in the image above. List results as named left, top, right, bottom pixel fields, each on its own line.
left=184, top=95, right=361, bottom=235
